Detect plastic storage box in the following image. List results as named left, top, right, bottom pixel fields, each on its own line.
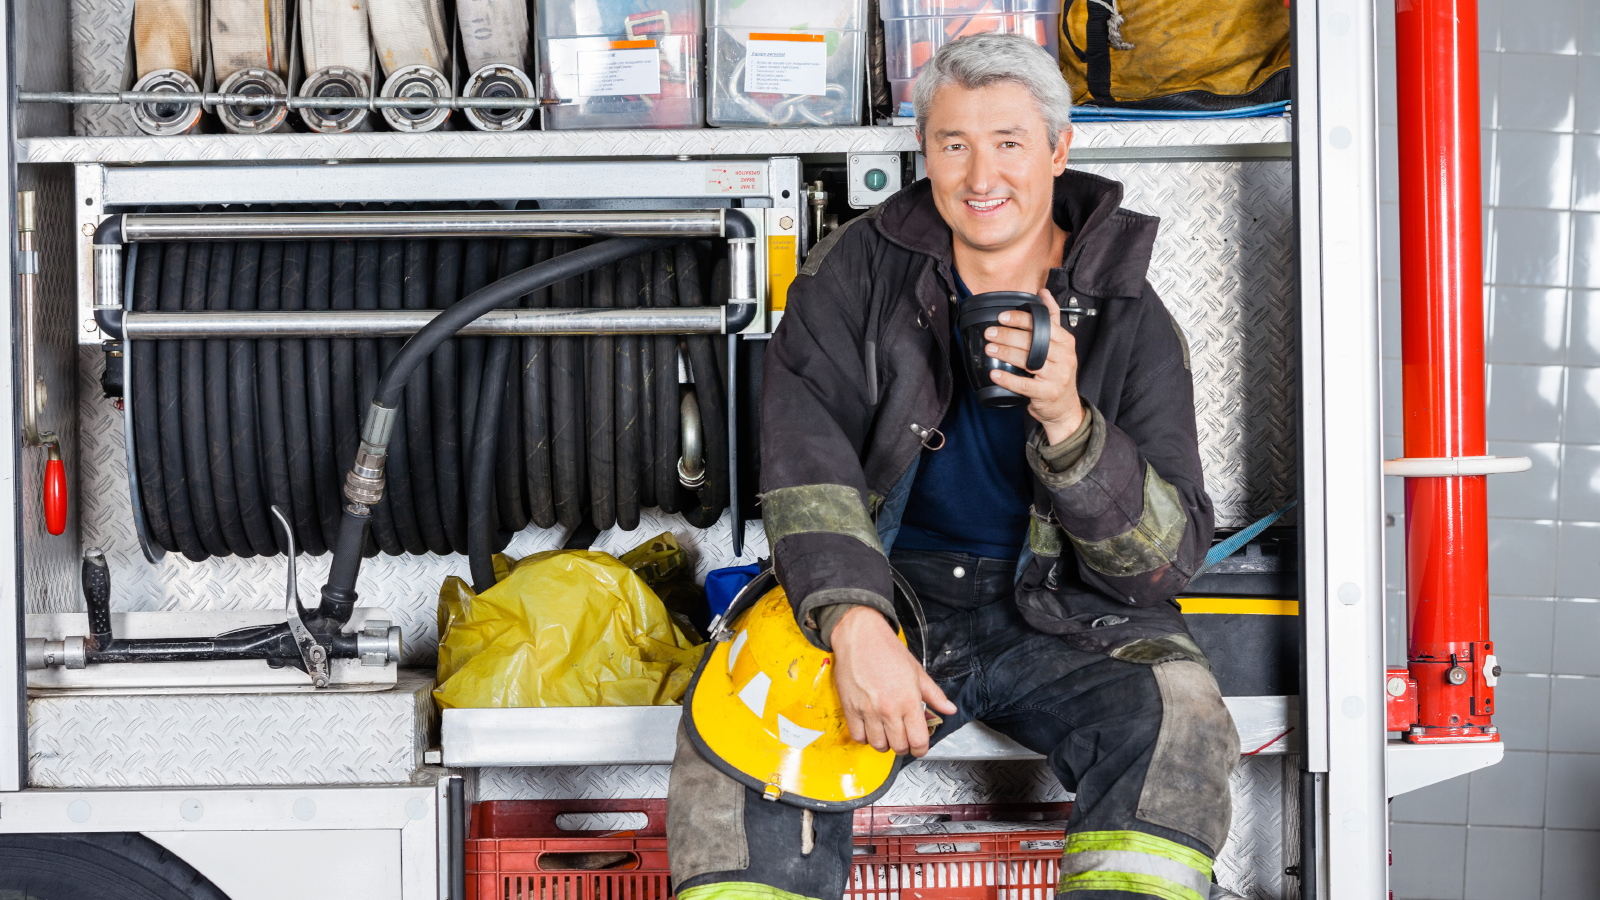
left=706, top=0, right=866, bottom=127
left=882, top=0, right=1060, bottom=115
left=465, top=799, right=1073, bottom=900
left=539, top=0, right=705, bottom=129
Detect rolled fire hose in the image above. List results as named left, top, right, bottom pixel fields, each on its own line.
left=120, top=209, right=734, bottom=567
left=456, top=0, right=535, bottom=131
left=131, top=0, right=205, bottom=135
left=299, top=0, right=375, bottom=133
left=209, top=0, right=291, bottom=134
left=369, top=0, right=454, bottom=132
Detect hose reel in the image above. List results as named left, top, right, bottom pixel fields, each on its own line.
left=94, top=207, right=757, bottom=579
left=58, top=207, right=758, bottom=686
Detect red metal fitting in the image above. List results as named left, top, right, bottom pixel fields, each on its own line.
left=43, top=442, right=66, bottom=536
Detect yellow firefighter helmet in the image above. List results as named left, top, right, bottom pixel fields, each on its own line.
left=684, top=569, right=921, bottom=811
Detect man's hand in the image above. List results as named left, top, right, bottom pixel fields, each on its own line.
left=985, top=289, right=1085, bottom=444
left=830, top=605, right=958, bottom=757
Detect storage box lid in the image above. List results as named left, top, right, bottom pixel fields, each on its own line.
left=879, top=0, right=1056, bottom=20
left=542, top=0, right=704, bottom=39
left=710, top=0, right=865, bottom=31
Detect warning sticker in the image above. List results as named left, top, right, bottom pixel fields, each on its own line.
left=706, top=164, right=766, bottom=194
left=743, top=33, right=827, bottom=96
left=577, top=44, right=661, bottom=97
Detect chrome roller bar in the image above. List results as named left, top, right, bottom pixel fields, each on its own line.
left=18, top=90, right=549, bottom=111
left=117, top=209, right=729, bottom=242
left=117, top=306, right=744, bottom=339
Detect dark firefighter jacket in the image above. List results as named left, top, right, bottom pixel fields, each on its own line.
left=759, top=167, right=1216, bottom=661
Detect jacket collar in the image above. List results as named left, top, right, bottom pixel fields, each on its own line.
left=871, top=167, right=1159, bottom=300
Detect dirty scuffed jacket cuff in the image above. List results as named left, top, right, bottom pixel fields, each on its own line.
left=1028, top=402, right=1106, bottom=487
left=1034, top=401, right=1097, bottom=474
left=799, top=590, right=899, bottom=651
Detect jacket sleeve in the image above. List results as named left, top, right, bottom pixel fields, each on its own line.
left=760, top=222, right=899, bottom=647
left=1024, top=291, right=1214, bottom=606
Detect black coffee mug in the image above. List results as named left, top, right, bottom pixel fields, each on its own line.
left=956, top=291, right=1052, bottom=409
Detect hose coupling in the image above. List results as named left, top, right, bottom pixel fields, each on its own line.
left=356, top=619, right=403, bottom=666
left=344, top=445, right=387, bottom=505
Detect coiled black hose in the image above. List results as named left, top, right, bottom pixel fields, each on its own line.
left=124, top=221, right=734, bottom=570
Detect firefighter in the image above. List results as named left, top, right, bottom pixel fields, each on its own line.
left=668, top=32, right=1238, bottom=900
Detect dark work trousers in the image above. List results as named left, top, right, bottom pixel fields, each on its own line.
left=668, top=549, right=1239, bottom=900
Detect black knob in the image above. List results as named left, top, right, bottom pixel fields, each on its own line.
left=1492, top=665, right=1503, bottom=678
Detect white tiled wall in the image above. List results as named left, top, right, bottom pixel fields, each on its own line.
left=1381, top=0, right=1600, bottom=896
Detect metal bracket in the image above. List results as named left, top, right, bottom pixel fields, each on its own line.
left=1382, top=455, right=1532, bottom=477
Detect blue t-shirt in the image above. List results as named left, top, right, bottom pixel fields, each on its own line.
left=894, top=272, right=1033, bottom=561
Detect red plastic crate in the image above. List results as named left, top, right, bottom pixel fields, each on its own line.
left=467, top=800, right=1073, bottom=900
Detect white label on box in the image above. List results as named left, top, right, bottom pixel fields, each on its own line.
left=577, top=46, right=661, bottom=97
left=743, top=34, right=827, bottom=96
left=706, top=164, right=767, bottom=194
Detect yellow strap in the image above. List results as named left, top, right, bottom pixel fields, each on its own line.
left=1177, top=597, right=1298, bottom=616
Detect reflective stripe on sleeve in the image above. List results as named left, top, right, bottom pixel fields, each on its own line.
left=678, top=882, right=822, bottom=900
left=761, top=484, right=885, bottom=555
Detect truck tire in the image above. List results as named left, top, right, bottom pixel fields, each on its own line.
left=0, top=833, right=229, bottom=900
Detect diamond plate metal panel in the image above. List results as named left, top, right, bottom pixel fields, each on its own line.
left=16, top=118, right=1289, bottom=165
left=1074, top=160, right=1297, bottom=529
left=27, top=673, right=436, bottom=787
left=1214, top=754, right=1293, bottom=900
left=68, top=0, right=137, bottom=137
left=20, top=167, right=81, bottom=614
left=77, top=352, right=769, bottom=667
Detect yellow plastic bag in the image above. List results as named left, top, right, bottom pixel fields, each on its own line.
left=433, top=549, right=707, bottom=710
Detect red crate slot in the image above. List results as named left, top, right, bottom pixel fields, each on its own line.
left=467, top=800, right=1073, bottom=900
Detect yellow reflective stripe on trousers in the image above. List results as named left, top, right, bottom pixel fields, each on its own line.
left=678, top=883, right=821, bottom=900
left=1058, top=830, right=1214, bottom=900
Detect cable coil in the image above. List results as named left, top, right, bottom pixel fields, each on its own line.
left=123, top=206, right=732, bottom=566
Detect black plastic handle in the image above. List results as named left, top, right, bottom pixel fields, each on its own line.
left=1025, top=301, right=1052, bottom=371
left=82, top=548, right=113, bottom=650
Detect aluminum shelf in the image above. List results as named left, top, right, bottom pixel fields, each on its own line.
left=440, top=695, right=1296, bottom=767
left=18, top=117, right=1291, bottom=165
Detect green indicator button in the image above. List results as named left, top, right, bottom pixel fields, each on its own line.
left=864, top=168, right=888, bottom=191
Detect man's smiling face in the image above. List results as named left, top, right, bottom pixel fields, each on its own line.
left=922, top=80, right=1072, bottom=258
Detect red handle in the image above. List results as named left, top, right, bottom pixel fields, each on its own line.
left=44, top=449, right=66, bottom=536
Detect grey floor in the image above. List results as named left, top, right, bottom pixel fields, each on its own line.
left=1378, top=0, right=1600, bottom=897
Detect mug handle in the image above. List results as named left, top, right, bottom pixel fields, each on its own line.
left=1025, top=302, right=1052, bottom=371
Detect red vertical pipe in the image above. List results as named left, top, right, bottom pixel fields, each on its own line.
left=1394, top=0, right=1497, bottom=742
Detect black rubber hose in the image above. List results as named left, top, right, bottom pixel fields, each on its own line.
left=320, top=237, right=674, bottom=602
left=677, top=244, right=729, bottom=529
left=468, top=335, right=514, bottom=591
left=651, top=249, right=681, bottom=515
left=522, top=239, right=555, bottom=530
left=494, top=235, right=531, bottom=534
left=278, top=240, right=327, bottom=555
left=430, top=236, right=467, bottom=552
left=255, top=241, right=293, bottom=555
left=227, top=239, right=277, bottom=556
left=304, top=237, right=341, bottom=552
left=378, top=235, right=426, bottom=555
left=129, top=242, right=174, bottom=553
left=181, top=241, right=230, bottom=558
left=456, top=215, right=497, bottom=501
left=613, top=256, right=641, bottom=532
left=203, top=241, right=254, bottom=557
left=549, top=240, right=584, bottom=529
left=587, top=261, right=616, bottom=529
left=330, top=237, right=360, bottom=530
left=637, top=254, right=656, bottom=510
left=404, top=235, right=451, bottom=555
left=354, top=238, right=400, bottom=556
left=156, top=242, right=204, bottom=561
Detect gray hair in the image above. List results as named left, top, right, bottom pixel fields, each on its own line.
left=912, top=33, right=1074, bottom=149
